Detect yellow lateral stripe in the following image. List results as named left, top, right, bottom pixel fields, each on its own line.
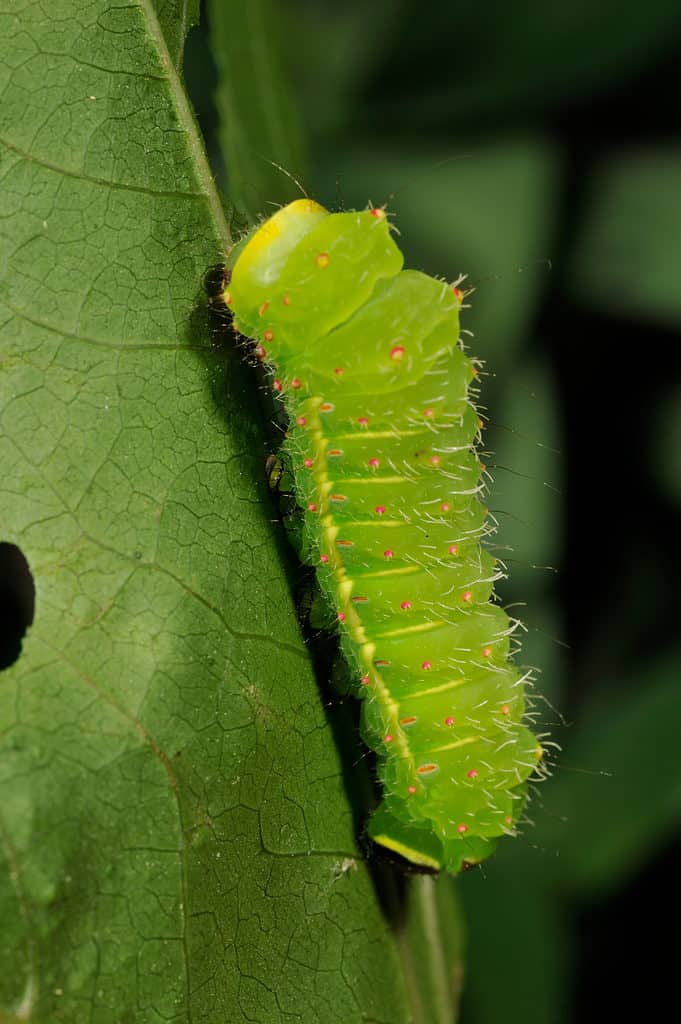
left=335, top=429, right=422, bottom=440
left=339, top=476, right=410, bottom=485
left=371, top=833, right=442, bottom=870
left=360, top=566, right=421, bottom=579
left=342, top=520, right=404, bottom=528
left=409, top=679, right=470, bottom=699
left=376, top=621, right=446, bottom=639
left=430, top=735, right=481, bottom=754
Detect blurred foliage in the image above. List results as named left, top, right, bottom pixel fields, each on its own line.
left=186, top=1, right=681, bottom=1021
left=571, top=149, right=681, bottom=325
left=208, top=0, right=307, bottom=220
left=188, top=1, right=681, bottom=1021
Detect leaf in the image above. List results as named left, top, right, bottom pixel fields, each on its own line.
left=154, top=0, right=201, bottom=71
left=0, top=4, right=460, bottom=1021
left=538, top=650, right=681, bottom=895
left=458, top=848, right=570, bottom=1024
left=570, top=148, right=681, bottom=326
left=486, top=357, right=563, bottom=599
left=363, top=0, right=681, bottom=126
left=285, top=0, right=409, bottom=139
left=313, top=138, right=560, bottom=372
left=208, top=0, right=308, bottom=222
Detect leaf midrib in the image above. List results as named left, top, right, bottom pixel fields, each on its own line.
left=140, top=0, right=232, bottom=249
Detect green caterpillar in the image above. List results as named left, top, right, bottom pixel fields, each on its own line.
left=223, top=199, right=542, bottom=873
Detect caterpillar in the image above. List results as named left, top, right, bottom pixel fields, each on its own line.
left=222, top=198, right=542, bottom=873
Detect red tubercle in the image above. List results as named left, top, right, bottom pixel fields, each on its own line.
left=504, top=815, right=513, bottom=825
left=368, top=457, right=380, bottom=469
left=337, top=612, right=346, bottom=622
left=383, top=549, right=394, bottom=560
left=440, top=502, right=450, bottom=513
left=374, top=505, right=386, bottom=516
left=357, top=416, right=369, bottom=427
left=303, top=458, right=314, bottom=468
left=307, top=503, right=318, bottom=512
left=482, top=646, right=492, bottom=658
left=320, top=554, right=329, bottom=564
left=430, top=455, right=441, bottom=467
left=467, top=769, right=479, bottom=779
left=423, top=408, right=434, bottom=418
left=316, top=252, right=330, bottom=268
left=370, top=207, right=386, bottom=218
left=296, top=416, right=307, bottom=426
left=263, top=329, right=274, bottom=342
left=255, top=345, right=266, bottom=360
left=361, top=674, right=370, bottom=685
left=421, top=661, right=432, bottom=671
left=400, top=600, right=412, bottom=610
left=291, top=378, right=302, bottom=390
left=452, top=286, right=464, bottom=302
left=384, top=734, right=394, bottom=743
left=407, top=785, right=417, bottom=795
left=501, top=704, right=510, bottom=716
left=457, top=823, right=468, bottom=834
left=445, top=716, right=455, bottom=726
left=390, top=345, right=405, bottom=361
left=448, top=544, right=459, bottom=556
left=333, top=367, right=344, bottom=376
left=272, top=378, right=283, bottom=392
left=461, top=591, right=473, bottom=603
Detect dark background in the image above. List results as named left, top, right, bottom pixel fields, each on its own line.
left=184, top=3, right=681, bottom=1021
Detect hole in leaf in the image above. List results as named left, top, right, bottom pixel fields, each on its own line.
left=0, top=542, right=35, bottom=671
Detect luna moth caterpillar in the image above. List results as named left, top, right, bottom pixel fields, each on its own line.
left=222, top=198, right=542, bottom=873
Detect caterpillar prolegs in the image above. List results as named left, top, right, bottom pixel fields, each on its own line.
left=224, top=199, right=542, bottom=873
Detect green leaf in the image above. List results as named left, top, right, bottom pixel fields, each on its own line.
left=314, top=138, right=560, bottom=372
left=459, top=848, right=570, bottom=1024
left=538, top=650, right=681, bottom=895
left=487, top=357, right=563, bottom=598
left=285, top=0, right=408, bottom=139
left=0, top=5, right=461, bottom=1021
left=208, top=0, right=308, bottom=223
left=570, top=149, right=681, bottom=325
left=155, top=0, right=201, bottom=71
left=366, top=0, right=681, bottom=126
